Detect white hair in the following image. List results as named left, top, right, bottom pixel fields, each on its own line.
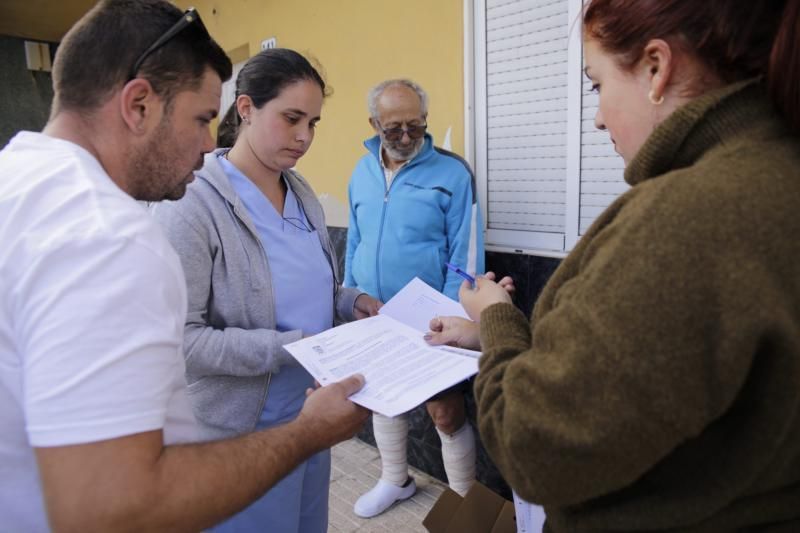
left=367, top=79, right=429, bottom=118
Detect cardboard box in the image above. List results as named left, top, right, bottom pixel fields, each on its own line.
left=423, top=482, right=517, bottom=533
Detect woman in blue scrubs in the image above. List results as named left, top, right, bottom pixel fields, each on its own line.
left=152, top=48, right=380, bottom=532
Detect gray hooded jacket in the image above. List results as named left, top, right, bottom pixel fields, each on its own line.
left=151, top=150, right=361, bottom=440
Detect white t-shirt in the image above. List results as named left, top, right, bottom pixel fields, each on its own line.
left=0, top=132, right=197, bottom=531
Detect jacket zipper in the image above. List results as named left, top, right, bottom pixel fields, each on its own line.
left=375, top=166, right=407, bottom=303
left=370, top=141, right=425, bottom=300
left=229, top=201, right=275, bottom=430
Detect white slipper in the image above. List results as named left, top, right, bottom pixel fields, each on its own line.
left=354, top=477, right=417, bottom=518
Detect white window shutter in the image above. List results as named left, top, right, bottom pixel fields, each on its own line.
left=473, top=0, right=627, bottom=254
left=482, top=0, right=570, bottom=250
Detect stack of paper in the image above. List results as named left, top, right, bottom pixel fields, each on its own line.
left=284, top=278, right=480, bottom=417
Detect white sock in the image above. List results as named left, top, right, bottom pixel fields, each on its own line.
left=437, top=421, right=476, bottom=496
left=373, top=413, right=409, bottom=486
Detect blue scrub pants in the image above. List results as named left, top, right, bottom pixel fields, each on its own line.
left=211, top=365, right=330, bottom=533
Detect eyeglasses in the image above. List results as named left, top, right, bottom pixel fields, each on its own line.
left=376, top=121, right=427, bottom=142
left=128, top=7, right=209, bottom=81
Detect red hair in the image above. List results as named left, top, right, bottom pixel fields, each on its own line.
left=583, top=0, right=800, bottom=132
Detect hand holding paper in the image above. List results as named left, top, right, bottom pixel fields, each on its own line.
left=298, top=374, right=370, bottom=448
left=353, top=293, right=382, bottom=319
left=425, top=316, right=481, bottom=350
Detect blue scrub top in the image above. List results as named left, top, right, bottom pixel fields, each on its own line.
left=220, top=155, right=334, bottom=336
left=213, top=155, right=334, bottom=533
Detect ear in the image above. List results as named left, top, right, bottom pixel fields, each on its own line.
left=235, top=94, right=253, bottom=123
left=368, top=117, right=380, bottom=132
left=641, top=39, right=674, bottom=103
left=119, top=78, right=161, bottom=135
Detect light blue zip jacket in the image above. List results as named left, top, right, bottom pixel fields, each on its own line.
left=345, top=134, right=484, bottom=302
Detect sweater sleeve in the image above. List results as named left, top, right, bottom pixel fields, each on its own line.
left=151, top=199, right=299, bottom=379
left=474, top=180, right=762, bottom=508
left=334, top=286, right=362, bottom=323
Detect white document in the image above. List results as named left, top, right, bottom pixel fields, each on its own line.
left=378, top=277, right=469, bottom=333
left=283, top=278, right=479, bottom=417
left=284, top=314, right=478, bottom=417
left=512, top=491, right=546, bottom=533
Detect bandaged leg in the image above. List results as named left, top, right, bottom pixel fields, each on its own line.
left=374, top=412, right=410, bottom=485
left=427, top=388, right=476, bottom=497
left=354, top=413, right=416, bottom=518
left=437, top=421, right=476, bottom=497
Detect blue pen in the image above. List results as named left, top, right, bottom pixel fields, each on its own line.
left=445, top=262, right=476, bottom=286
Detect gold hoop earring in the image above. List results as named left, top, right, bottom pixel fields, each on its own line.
left=648, top=90, right=664, bottom=106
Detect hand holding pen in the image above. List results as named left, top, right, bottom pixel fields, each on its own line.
left=445, top=263, right=515, bottom=321
left=445, top=262, right=476, bottom=287
left=446, top=263, right=515, bottom=295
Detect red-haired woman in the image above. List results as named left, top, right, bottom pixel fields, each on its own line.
left=455, top=1, right=800, bottom=530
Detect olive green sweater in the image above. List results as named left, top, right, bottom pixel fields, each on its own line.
left=476, top=80, right=800, bottom=532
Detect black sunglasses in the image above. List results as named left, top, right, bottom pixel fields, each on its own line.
left=128, top=7, right=209, bottom=81
left=376, top=121, right=428, bottom=142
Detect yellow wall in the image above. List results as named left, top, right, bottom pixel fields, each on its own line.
left=177, top=0, right=465, bottom=210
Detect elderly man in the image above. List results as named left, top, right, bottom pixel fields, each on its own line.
left=0, top=1, right=367, bottom=531
left=345, top=78, right=485, bottom=517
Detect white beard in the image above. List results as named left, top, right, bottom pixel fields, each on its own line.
left=383, top=138, right=424, bottom=162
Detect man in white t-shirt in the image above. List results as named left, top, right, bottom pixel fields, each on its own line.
left=0, top=1, right=368, bottom=531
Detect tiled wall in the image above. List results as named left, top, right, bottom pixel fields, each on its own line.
left=328, top=226, right=561, bottom=497
left=0, top=36, right=55, bottom=148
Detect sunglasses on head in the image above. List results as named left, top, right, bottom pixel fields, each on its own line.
left=128, top=7, right=209, bottom=81
left=376, top=121, right=428, bottom=142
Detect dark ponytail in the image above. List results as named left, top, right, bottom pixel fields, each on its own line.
left=216, top=103, right=240, bottom=148
left=768, top=0, right=800, bottom=133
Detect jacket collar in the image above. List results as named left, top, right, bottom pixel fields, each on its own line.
left=196, top=148, right=305, bottom=209
left=192, top=149, right=340, bottom=283
left=194, top=148, right=327, bottom=236
left=196, top=149, right=240, bottom=205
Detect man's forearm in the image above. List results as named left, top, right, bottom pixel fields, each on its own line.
left=38, top=419, right=324, bottom=533
left=152, top=419, right=322, bottom=531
